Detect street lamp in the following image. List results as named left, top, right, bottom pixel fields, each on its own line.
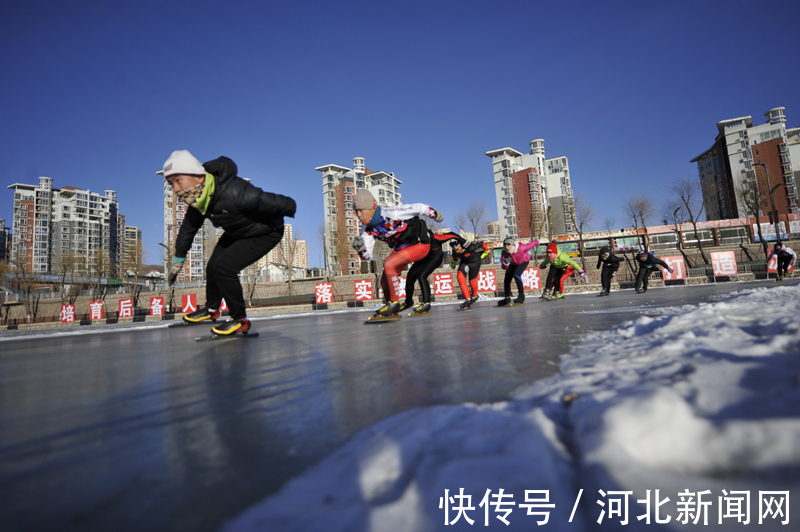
left=753, top=162, right=782, bottom=242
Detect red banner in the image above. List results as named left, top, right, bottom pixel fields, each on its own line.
left=118, top=298, right=134, bottom=318
left=477, top=270, right=497, bottom=292
left=521, top=267, right=541, bottom=290
left=661, top=256, right=686, bottom=281
left=182, top=294, right=198, bottom=314
left=150, top=297, right=164, bottom=316
left=353, top=279, right=373, bottom=301
left=60, top=304, right=75, bottom=324
left=89, top=301, right=105, bottom=320
left=433, top=273, right=454, bottom=295
left=711, top=251, right=738, bottom=277
left=315, top=282, right=333, bottom=304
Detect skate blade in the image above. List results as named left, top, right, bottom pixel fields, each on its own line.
left=409, top=311, right=432, bottom=317
left=195, top=332, right=259, bottom=342
left=365, top=315, right=402, bottom=324
left=170, top=320, right=211, bottom=328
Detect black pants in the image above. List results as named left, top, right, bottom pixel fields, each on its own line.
left=405, top=248, right=443, bottom=303
left=503, top=262, right=528, bottom=301
left=206, top=229, right=283, bottom=320
left=601, top=266, right=618, bottom=291
left=777, top=256, right=792, bottom=276
left=635, top=267, right=653, bottom=290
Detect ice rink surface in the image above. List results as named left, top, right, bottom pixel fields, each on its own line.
left=0, top=280, right=788, bottom=532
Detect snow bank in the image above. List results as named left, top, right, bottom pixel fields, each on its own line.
left=223, top=284, right=800, bottom=531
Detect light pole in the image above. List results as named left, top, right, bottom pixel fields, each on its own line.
left=753, top=162, right=782, bottom=242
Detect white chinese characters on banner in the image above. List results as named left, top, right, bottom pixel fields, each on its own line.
left=477, top=270, right=497, bottom=293
left=315, top=282, right=333, bottom=304
left=767, top=255, right=795, bottom=274
left=396, top=276, right=407, bottom=299
left=662, top=256, right=687, bottom=281
left=711, top=251, right=738, bottom=277
left=182, top=294, right=197, bottom=314
left=150, top=297, right=164, bottom=316
left=118, top=298, right=133, bottom=318
left=434, top=273, right=454, bottom=295
left=60, top=304, right=75, bottom=324
left=353, top=279, right=373, bottom=301
left=521, top=268, right=541, bottom=290
left=89, top=301, right=105, bottom=320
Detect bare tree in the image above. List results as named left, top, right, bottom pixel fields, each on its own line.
left=573, top=193, right=596, bottom=270
left=661, top=198, right=693, bottom=267
left=623, top=194, right=655, bottom=250
left=0, top=260, right=11, bottom=322
left=452, top=201, right=490, bottom=240
left=54, top=252, right=81, bottom=306
left=12, top=257, right=40, bottom=320
left=120, top=238, right=146, bottom=308
left=601, top=216, right=617, bottom=233
left=159, top=243, right=176, bottom=312
left=317, top=223, right=328, bottom=274
left=280, top=229, right=305, bottom=296
left=735, top=174, right=770, bottom=259
left=670, top=178, right=709, bottom=264
left=88, top=250, right=111, bottom=302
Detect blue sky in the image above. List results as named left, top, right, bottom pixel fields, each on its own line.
left=2, top=0, right=799, bottom=267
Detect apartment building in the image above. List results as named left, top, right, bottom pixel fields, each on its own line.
left=316, top=157, right=402, bottom=275
left=8, top=177, right=123, bottom=276
left=486, top=139, right=575, bottom=241
left=256, top=223, right=309, bottom=271
left=0, top=219, right=8, bottom=261
left=692, top=107, right=799, bottom=221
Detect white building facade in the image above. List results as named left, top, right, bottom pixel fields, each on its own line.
left=8, top=177, right=123, bottom=276
left=486, top=139, right=575, bottom=241
left=316, top=157, right=402, bottom=275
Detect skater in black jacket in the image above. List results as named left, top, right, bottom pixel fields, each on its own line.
left=766, top=242, right=797, bottom=280
left=596, top=246, right=624, bottom=296
left=159, top=150, right=296, bottom=335
left=449, top=236, right=490, bottom=309
left=400, top=230, right=452, bottom=314
left=634, top=249, right=673, bottom=293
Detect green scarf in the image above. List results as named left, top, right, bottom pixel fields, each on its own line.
left=177, top=173, right=216, bottom=214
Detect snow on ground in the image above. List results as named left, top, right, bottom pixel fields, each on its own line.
left=222, top=284, right=800, bottom=531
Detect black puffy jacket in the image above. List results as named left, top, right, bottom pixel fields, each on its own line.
left=175, top=156, right=296, bottom=258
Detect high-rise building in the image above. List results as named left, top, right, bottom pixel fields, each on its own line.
left=7, top=178, right=123, bottom=276
left=692, top=107, right=799, bottom=220
left=257, top=223, right=309, bottom=271
left=0, top=219, right=8, bottom=261
left=486, top=139, right=575, bottom=241
left=316, top=157, right=403, bottom=275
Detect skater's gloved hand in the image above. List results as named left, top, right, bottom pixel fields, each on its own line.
left=579, top=269, right=587, bottom=279
left=481, top=249, right=490, bottom=259
left=450, top=261, right=457, bottom=269
left=352, top=235, right=366, bottom=254
left=168, top=257, right=186, bottom=286
left=431, top=209, right=444, bottom=223
left=667, top=267, right=674, bottom=274
left=502, top=255, right=511, bottom=266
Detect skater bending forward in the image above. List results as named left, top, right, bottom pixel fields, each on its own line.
left=498, top=237, right=540, bottom=306
left=160, top=150, right=296, bottom=335
left=400, top=230, right=453, bottom=314
left=352, top=190, right=443, bottom=317
left=596, top=246, right=624, bottom=296
left=449, top=236, right=490, bottom=309
left=634, top=249, right=672, bottom=293
left=539, top=242, right=586, bottom=300
left=766, top=242, right=796, bottom=280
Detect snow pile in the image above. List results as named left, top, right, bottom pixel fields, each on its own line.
left=223, top=284, right=800, bottom=531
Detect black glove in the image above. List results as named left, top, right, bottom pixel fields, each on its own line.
left=352, top=235, right=366, bottom=254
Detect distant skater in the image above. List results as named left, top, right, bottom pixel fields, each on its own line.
left=448, top=236, right=490, bottom=309
left=540, top=242, right=586, bottom=300
left=634, top=249, right=673, bottom=293
left=498, top=237, right=540, bottom=306
left=400, top=230, right=454, bottom=314
left=766, top=242, right=796, bottom=280
left=596, top=246, right=624, bottom=296
left=352, top=190, right=444, bottom=317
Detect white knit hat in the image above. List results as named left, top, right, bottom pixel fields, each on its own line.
left=156, top=150, right=206, bottom=178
